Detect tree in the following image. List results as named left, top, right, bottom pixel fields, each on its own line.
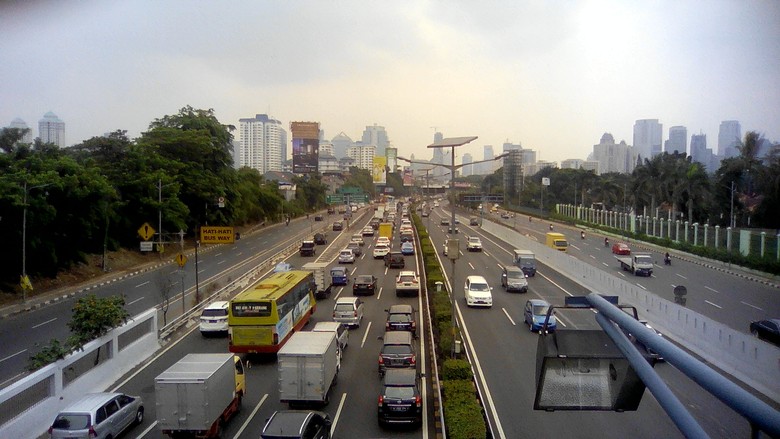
left=68, top=294, right=129, bottom=351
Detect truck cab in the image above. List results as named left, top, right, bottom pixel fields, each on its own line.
left=545, top=232, right=568, bottom=252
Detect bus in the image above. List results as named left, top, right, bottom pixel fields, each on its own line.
left=228, top=270, right=316, bottom=354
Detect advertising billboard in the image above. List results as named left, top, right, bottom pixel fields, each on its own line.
left=385, top=147, right=397, bottom=173
left=403, top=167, right=413, bottom=186
left=290, top=121, right=320, bottom=174
left=372, top=156, right=387, bottom=185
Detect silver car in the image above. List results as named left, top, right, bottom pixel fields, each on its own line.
left=49, top=392, right=143, bottom=439
left=332, top=297, right=364, bottom=328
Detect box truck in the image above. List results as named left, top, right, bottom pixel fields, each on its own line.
left=278, top=331, right=340, bottom=407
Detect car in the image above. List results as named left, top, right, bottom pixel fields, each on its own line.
left=273, top=261, right=294, bottom=273
left=314, top=214, right=324, bottom=221
left=469, top=217, right=480, bottom=226
left=464, top=275, right=492, bottom=307
left=400, top=232, right=414, bottom=243
left=447, top=226, right=459, bottom=234
left=612, top=242, right=631, bottom=255
left=440, top=218, right=450, bottom=226
left=332, top=221, right=344, bottom=231
left=377, top=369, right=423, bottom=426
left=500, top=266, right=528, bottom=293
left=362, top=227, right=375, bottom=236
left=327, top=207, right=335, bottom=214
left=198, top=301, right=229, bottom=336
left=338, top=248, right=355, bottom=264
left=299, top=240, right=316, bottom=257
left=524, top=299, right=556, bottom=332
left=346, top=241, right=363, bottom=257
left=49, top=392, right=144, bottom=439
left=332, top=297, right=364, bottom=328
left=401, top=242, right=415, bottom=255
left=395, top=270, right=420, bottom=296
left=373, top=243, right=391, bottom=258
left=750, top=319, right=780, bottom=346
left=352, top=274, right=377, bottom=296
left=370, top=218, right=381, bottom=229
left=385, top=304, right=417, bottom=335
left=501, top=212, right=511, bottom=219
left=466, top=236, right=482, bottom=252
left=261, top=410, right=331, bottom=439
left=639, top=320, right=665, bottom=362
left=312, top=321, right=349, bottom=354
left=350, top=234, right=365, bottom=246
left=384, top=251, right=406, bottom=269
left=378, top=331, right=416, bottom=377
left=376, top=236, right=391, bottom=248
left=313, top=233, right=327, bottom=245
left=442, top=238, right=455, bottom=256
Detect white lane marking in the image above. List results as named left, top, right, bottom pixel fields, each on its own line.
left=468, top=262, right=475, bottom=270
left=502, top=308, right=516, bottom=326
left=126, top=297, right=144, bottom=306
left=32, top=318, right=57, bottom=329
left=236, top=252, right=243, bottom=257
left=331, top=393, right=348, bottom=435
left=198, top=269, right=206, bottom=274
left=618, top=272, right=626, bottom=277
left=232, top=393, right=268, bottom=439
left=214, top=252, right=223, bottom=257
left=636, top=283, right=647, bottom=290
left=135, top=281, right=149, bottom=288
left=217, top=260, right=226, bottom=265
left=741, top=301, right=763, bottom=311
left=705, top=300, right=723, bottom=309
left=589, top=255, right=596, bottom=260
left=169, top=269, right=178, bottom=275
left=134, top=420, right=157, bottom=438
left=556, top=318, right=567, bottom=327
left=602, top=262, right=609, bottom=267
left=377, top=287, right=383, bottom=300
left=0, top=349, right=27, bottom=364
left=360, top=321, right=372, bottom=348
left=334, top=287, right=344, bottom=300
left=537, top=272, right=574, bottom=297
left=676, top=273, right=688, bottom=279
left=671, top=284, right=677, bottom=289
left=705, top=286, right=720, bottom=294
left=0, top=372, right=25, bottom=388
left=570, top=245, right=580, bottom=251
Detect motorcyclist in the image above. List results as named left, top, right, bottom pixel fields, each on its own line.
left=581, top=231, right=585, bottom=239
left=604, top=237, right=609, bottom=247
left=549, top=224, right=554, bottom=231
left=664, top=252, right=671, bottom=265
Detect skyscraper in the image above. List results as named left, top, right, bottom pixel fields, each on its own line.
left=331, top=132, right=353, bottom=158
left=718, top=120, right=741, bottom=159
left=591, top=133, right=636, bottom=174
left=38, top=111, right=65, bottom=147
left=8, top=118, right=33, bottom=144
left=462, top=153, right=473, bottom=176
left=665, top=126, right=687, bottom=154
left=361, top=124, right=389, bottom=156
left=346, top=144, right=376, bottom=170
left=238, top=114, right=287, bottom=174
left=480, top=145, right=495, bottom=175
left=633, top=119, right=662, bottom=160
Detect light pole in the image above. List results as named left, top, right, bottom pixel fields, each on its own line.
left=22, top=181, right=52, bottom=302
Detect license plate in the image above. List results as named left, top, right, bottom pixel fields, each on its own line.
left=390, top=406, right=407, bottom=412
left=209, top=320, right=218, bottom=323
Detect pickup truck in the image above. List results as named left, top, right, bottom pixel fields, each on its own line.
left=616, top=254, right=654, bottom=276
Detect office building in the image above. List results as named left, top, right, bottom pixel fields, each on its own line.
left=38, top=111, right=66, bottom=147
left=346, top=144, right=376, bottom=170
left=238, top=114, right=287, bottom=174
left=560, top=159, right=585, bottom=169
left=8, top=118, right=33, bottom=144
left=361, top=124, right=390, bottom=156
left=462, top=153, right=473, bottom=176
left=331, top=132, right=353, bottom=159
left=591, top=133, right=636, bottom=174
left=633, top=119, right=662, bottom=160
left=718, top=120, right=741, bottom=159
left=665, top=126, right=687, bottom=154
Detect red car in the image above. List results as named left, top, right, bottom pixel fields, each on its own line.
left=612, top=243, right=631, bottom=255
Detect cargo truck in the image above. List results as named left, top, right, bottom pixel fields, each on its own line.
left=378, top=222, right=394, bottom=239
left=303, top=262, right=332, bottom=299
left=278, top=331, right=340, bottom=407
left=616, top=254, right=654, bottom=276
left=156, top=353, right=245, bottom=439
left=545, top=232, right=568, bottom=252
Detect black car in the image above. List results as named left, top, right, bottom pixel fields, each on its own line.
left=299, top=241, right=316, bottom=257
left=313, top=233, right=327, bottom=245
left=314, top=214, right=324, bottom=221
left=332, top=221, right=344, bottom=231
left=378, top=332, right=416, bottom=377
left=327, top=207, right=335, bottom=214
left=378, top=369, right=423, bottom=427
left=261, top=410, right=331, bottom=439
left=384, top=251, right=405, bottom=268
left=353, top=274, right=377, bottom=296
left=750, top=319, right=780, bottom=346
left=385, top=304, right=416, bottom=336
left=469, top=217, right=480, bottom=226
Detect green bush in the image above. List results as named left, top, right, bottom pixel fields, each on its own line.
left=442, top=359, right=473, bottom=380
left=442, top=380, right=487, bottom=439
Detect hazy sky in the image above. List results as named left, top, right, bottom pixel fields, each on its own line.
left=2, top=0, right=779, bottom=164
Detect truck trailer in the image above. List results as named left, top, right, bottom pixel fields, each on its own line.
left=278, top=331, right=340, bottom=407
left=156, top=353, right=245, bottom=439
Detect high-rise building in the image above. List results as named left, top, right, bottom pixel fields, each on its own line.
left=8, top=118, right=33, bottom=144
left=331, top=132, right=353, bottom=159
left=560, top=159, right=584, bottom=169
left=361, top=124, right=390, bottom=156
left=689, top=133, right=719, bottom=172
left=461, top=153, right=473, bottom=177
left=591, top=133, right=636, bottom=174
left=238, top=114, right=286, bottom=174
left=633, top=119, right=662, bottom=160
left=346, top=144, right=376, bottom=171
left=479, top=145, right=495, bottom=175
left=665, top=126, right=687, bottom=154
left=503, top=149, right=523, bottom=202
left=718, top=120, right=741, bottom=159
left=38, top=111, right=65, bottom=147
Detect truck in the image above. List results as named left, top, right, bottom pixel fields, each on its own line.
left=156, top=353, right=245, bottom=439
left=278, top=331, right=340, bottom=407
left=545, top=232, right=568, bottom=252
left=616, top=253, right=654, bottom=276
left=378, top=222, right=394, bottom=239
left=512, top=249, right=536, bottom=277
left=303, top=262, right=332, bottom=299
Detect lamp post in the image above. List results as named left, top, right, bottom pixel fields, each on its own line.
left=22, top=181, right=52, bottom=302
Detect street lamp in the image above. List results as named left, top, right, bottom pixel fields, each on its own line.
left=22, top=181, right=52, bottom=302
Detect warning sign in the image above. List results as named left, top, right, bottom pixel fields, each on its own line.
left=200, top=226, right=235, bottom=244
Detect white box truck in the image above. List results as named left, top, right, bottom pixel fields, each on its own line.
left=156, top=353, right=245, bottom=439
left=303, top=262, right=332, bottom=299
left=278, top=331, right=340, bottom=407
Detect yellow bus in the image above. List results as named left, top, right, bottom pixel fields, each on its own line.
left=228, top=270, right=316, bottom=354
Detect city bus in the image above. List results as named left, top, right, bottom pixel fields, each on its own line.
left=228, top=270, right=316, bottom=354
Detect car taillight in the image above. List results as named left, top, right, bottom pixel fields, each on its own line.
left=416, top=395, right=422, bottom=407
left=89, top=426, right=98, bottom=438
left=386, top=322, right=390, bottom=330
left=273, top=333, right=279, bottom=344
left=353, top=311, right=357, bottom=317
left=411, top=322, right=416, bottom=329
left=411, top=355, right=416, bottom=365
left=378, top=395, right=384, bottom=406
left=378, top=355, right=384, bottom=364
left=47, top=426, right=52, bottom=434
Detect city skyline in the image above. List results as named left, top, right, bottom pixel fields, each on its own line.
left=2, top=1, right=778, bottom=165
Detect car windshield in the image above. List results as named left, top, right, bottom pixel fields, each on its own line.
left=356, top=275, right=373, bottom=283
left=384, top=385, right=416, bottom=399
left=383, top=345, right=412, bottom=355
left=335, top=304, right=354, bottom=312
left=341, top=251, right=352, bottom=257
left=636, top=256, right=652, bottom=264
left=52, top=414, right=90, bottom=430
left=507, top=273, right=524, bottom=281
left=469, top=238, right=480, bottom=243
left=470, top=283, right=489, bottom=292
left=533, top=305, right=550, bottom=315
left=388, top=314, right=411, bottom=323
left=202, top=309, right=227, bottom=317
left=399, top=275, right=416, bottom=283
left=375, top=244, right=389, bottom=250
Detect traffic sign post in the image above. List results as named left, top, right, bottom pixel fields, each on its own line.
left=138, top=222, right=155, bottom=241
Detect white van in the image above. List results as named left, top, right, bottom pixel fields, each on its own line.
left=312, top=321, right=349, bottom=353
left=464, top=275, right=493, bottom=307
left=199, top=301, right=229, bottom=335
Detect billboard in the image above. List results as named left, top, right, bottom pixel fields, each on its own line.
left=403, top=167, right=413, bottom=186
left=385, top=147, right=397, bottom=173
left=372, top=156, right=387, bottom=185
left=290, top=121, right=320, bottom=174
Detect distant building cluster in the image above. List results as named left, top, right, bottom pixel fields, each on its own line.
left=5, top=111, right=66, bottom=147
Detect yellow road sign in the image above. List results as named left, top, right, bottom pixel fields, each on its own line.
left=20, top=275, right=33, bottom=292
left=175, top=253, right=188, bottom=267
left=200, top=226, right=235, bottom=244
left=138, top=222, right=156, bottom=241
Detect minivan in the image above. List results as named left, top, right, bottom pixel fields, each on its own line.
left=464, top=275, right=493, bottom=307
left=332, top=297, right=364, bottom=328
left=49, top=392, right=144, bottom=439
left=199, top=301, right=229, bottom=336
left=501, top=266, right=528, bottom=293
left=378, top=331, right=416, bottom=377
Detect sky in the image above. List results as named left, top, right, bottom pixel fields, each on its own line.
left=2, top=0, right=779, bottom=165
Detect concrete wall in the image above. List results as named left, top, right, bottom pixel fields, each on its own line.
left=480, top=219, right=780, bottom=403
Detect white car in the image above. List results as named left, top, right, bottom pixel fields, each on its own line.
left=338, top=248, right=355, bottom=264
left=199, top=301, right=229, bottom=335
left=464, top=275, right=493, bottom=307
left=373, top=243, right=391, bottom=258
left=350, top=234, right=365, bottom=246
left=376, top=236, right=391, bottom=248
left=467, top=236, right=483, bottom=252
left=395, top=271, right=421, bottom=297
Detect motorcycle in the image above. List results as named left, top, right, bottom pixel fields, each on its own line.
left=664, top=254, right=671, bottom=265
left=580, top=231, right=585, bottom=240
left=549, top=224, right=554, bottom=231
left=604, top=238, right=609, bottom=247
